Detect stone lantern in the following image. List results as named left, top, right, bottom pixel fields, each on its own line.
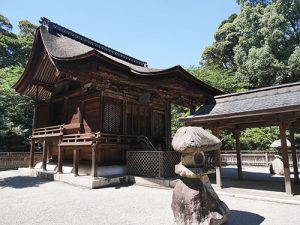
left=171, top=127, right=229, bottom=225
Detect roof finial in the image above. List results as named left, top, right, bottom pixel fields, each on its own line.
left=39, top=17, right=50, bottom=26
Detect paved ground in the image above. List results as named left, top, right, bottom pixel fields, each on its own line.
left=209, top=166, right=300, bottom=203
left=1, top=170, right=300, bottom=225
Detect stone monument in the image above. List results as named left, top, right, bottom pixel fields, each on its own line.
left=171, top=126, right=229, bottom=225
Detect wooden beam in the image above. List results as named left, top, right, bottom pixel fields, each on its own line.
left=73, top=149, right=79, bottom=176
left=91, top=142, right=98, bottom=177
left=235, top=130, right=243, bottom=180
left=164, top=101, right=171, bottom=151
left=29, top=139, right=35, bottom=168
left=212, top=127, right=222, bottom=188
left=32, top=80, right=55, bottom=92
left=290, top=124, right=299, bottom=184
left=42, top=139, right=47, bottom=171
left=279, top=122, right=293, bottom=195
left=57, top=146, right=63, bottom=173
left=183, top=109, right=300, bottom=129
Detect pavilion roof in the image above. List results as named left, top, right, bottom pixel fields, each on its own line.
left=181, top=82, right=300, bottom=129
left=14, top=17, right=223, bottom=102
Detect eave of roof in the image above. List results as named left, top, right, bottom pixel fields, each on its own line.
left=14, top=17, right=224, bottom=99
left=41, top=23, right=223, bottom=95
left=181, top=82, right=300, bottom=124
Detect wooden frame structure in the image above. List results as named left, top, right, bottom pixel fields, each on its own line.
left=181, top=82, right=300, bottom=195
left=14, top=18, right=222, bottom=178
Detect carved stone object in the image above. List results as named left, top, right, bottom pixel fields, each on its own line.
left=271, top=155, right=284, bottom=175
left=171, top=127, right=229, bottom=225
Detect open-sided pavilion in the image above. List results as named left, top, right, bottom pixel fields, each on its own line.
left=181, top=82, right=300, bottom=195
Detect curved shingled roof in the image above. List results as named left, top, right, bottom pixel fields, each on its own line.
left=181, top=82, right=300, bottom=125
left=14, top=18, right=223, bottom=100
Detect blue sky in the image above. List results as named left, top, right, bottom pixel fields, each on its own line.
left=1, top=0, right=240, bottom=68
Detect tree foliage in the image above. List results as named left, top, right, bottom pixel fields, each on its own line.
left=202, top=0, right=300, bottom=89
left=195, top=0, right=300, bottom=150
left=0, top=15, right=36, bottom=151
left=188, top=66, right=246, bottom=93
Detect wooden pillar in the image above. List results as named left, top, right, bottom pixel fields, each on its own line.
left=79, top=98, right=84, bottom=133
left=123, top=98, right=127, bottom=134
left=57, top=146, right=63, bottom=173
left=235, top=130, right=243, bottom=180
left=279, top=122, right=292, bottom=195
left=91, top=142, right=98, bottom=177
left=73, top=149, right=79, bottom=176
left=63, top=96, right=69, bottom=123
left=29, top=139, right=35, bottom=168
left=99, top=91, right=104, bottom=132
left=290, top=124, right=299, bottom=184
left=42, top=139, right=48, bottom=171
left=149, top=107, right=153, bottom=137
left=32, top=85, right=39, bottom=129
left=164, top=101, right=171, bottom=151
left=30, top=88, right=38, bottom=169
left=190, top=106, right=196, bottom=115
left=212, top=127, right=222, bottom=188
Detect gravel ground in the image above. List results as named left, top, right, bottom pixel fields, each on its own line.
left=0, top=170, right=299, bottom=225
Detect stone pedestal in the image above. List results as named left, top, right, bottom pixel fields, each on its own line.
left=172, top=175, right=229, bottom=225
left=171, top=127, right=229, bottom=225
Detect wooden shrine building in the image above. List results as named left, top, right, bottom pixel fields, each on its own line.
left=14, top=18, right=222, bottom=178
left=181, top=82, right=300, bottom=195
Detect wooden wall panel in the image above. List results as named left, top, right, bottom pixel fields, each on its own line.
left=52, top=101, right=64, bottom=125
left=152, top=110, right=165, bottom=137
left=66, top=96, right=80, bottom=124
left=35, top=103, right=50, bottom=128
left=83, top=98, right=101, bottom=133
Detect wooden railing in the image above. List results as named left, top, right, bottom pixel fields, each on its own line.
left=137, top=136, right=157, bottom=151
left=221, top=151, right=300, bottom=166
left=60, top=133, right=95, bottom=146
left=32, top=125, right=64, bottom=139
left=0, top=152, right=43, bottom=170
left=96, top=133, right=139, bottom=144
left=32, top=125, right=158, bottom=151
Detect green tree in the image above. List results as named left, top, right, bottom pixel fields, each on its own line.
left=202, top=14, right=239, bottom=69
left=188, top=66, right=246, bottom=93
left=0, top=15, right=18, bottom=68
left=202, top=0, right=300, bottom=89
left=0, top=15, right=36, bottom=151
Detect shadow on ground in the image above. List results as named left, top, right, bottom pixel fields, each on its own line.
left=210, top=167, right=300, bottom=195
left=0, top=176, right=50, bottom=189
left=227, top=210, right=265, bottom=225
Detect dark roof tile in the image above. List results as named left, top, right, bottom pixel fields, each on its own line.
left=187, top=82, right=300, bottom=119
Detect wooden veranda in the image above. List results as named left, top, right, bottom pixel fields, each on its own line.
left=181, top=82, right=300, bottom=195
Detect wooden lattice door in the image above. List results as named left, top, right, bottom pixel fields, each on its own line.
left=103, top=97, right=122, bottom=133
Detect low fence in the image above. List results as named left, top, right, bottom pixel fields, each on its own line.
left=1, top=151, right=299, bottom=172
left=127, top=151, right=181, bottom=178
left=221, top=151, right=300, bottom=166
left=0, top=152, right=43, bottom=170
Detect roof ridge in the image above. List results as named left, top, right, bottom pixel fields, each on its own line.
left=215, top=81, right=300, bottom=99
left=39, top=17, right=147, bottom=67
